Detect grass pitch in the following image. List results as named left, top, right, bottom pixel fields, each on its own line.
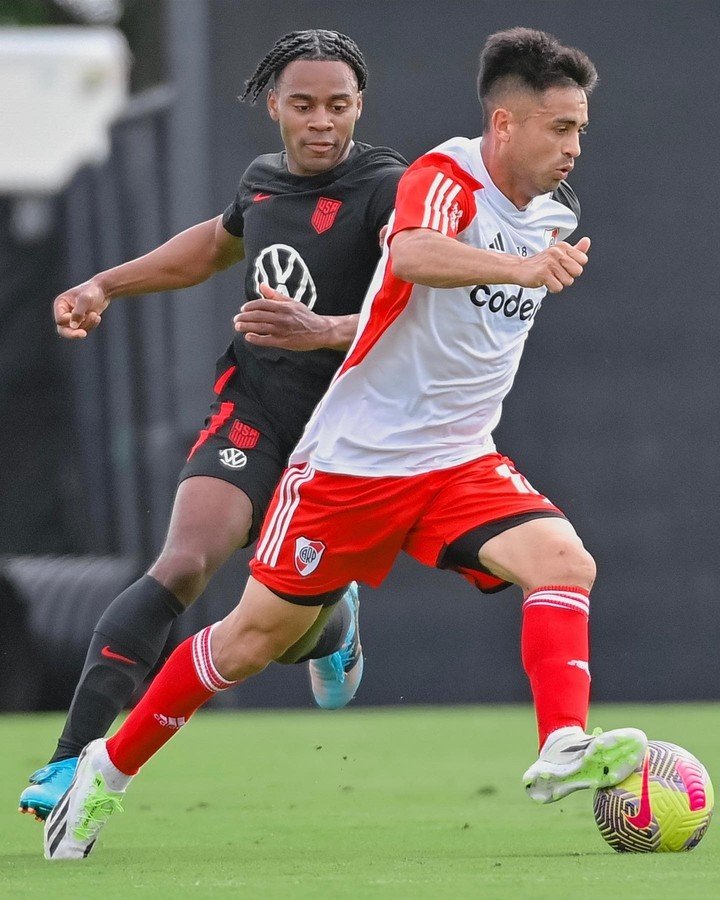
left=2, top=704, right=719, bottom=898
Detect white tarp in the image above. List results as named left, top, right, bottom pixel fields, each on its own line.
left=0, top=27, right=129, bottom=194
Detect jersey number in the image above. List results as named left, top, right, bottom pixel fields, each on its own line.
left=495, top=463, right=540, bottom=495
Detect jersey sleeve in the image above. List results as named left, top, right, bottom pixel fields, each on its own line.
left=364, top=166, right=406, bottom=237
left=388, top=153, right=481, bottom=243
left=221, top=190, right=246, bottom=238
left=552, top=180, right=580, bottom=240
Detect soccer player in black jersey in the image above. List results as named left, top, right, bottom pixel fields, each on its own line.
left=19, top=29, right=407, bottom=822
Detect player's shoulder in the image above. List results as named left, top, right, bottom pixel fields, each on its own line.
left=404, top=137, right=483, bottom=194
left=332, top=143, right=408, bottom=191
left=239, top=152, right=285, bottom=189
left=350, top=142, right=408, bottom=171
left=551, top=180, right=581, bottom=223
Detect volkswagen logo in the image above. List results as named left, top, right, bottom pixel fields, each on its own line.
left=253, top=244, right=317, bottom=308
left=218, top=448, right=247, bottom=470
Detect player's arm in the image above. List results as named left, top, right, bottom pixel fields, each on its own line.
left=233, top=284, right=359, bottom=352
left=387, top=156, right=589, bottom=294
left=391, top=228, right=590, bottom=294
left=54, top=215, right=245, bottom=339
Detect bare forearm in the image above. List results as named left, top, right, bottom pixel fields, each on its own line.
left=391, top=229, right=521, bottom=288
left=94, top=218, right=237, bottom=300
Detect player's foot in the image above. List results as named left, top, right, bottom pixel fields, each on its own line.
left=19, top=757, right=78, bottom=821
left=44, top=739, right=129, bottom=860
left=309, top=582, right=364, bottom=710
left=523, top=725, right=648, bottom=803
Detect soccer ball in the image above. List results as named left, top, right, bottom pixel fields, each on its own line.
left=593, top=741, right=714, bottom=852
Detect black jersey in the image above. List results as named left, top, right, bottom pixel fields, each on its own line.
left=220, top=142, right=407, bottom=448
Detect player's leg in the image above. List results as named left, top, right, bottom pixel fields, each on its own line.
left=44, top=577, right=329, bottom=860
left=180, top=399, right=364, bottom=710
left=408, top=453, right=647, bottom=803
left=278, top=581, right=363, bottom=710
left=20, top=476, right=251, bottom=821
left=21, top=411, right=358, bottom=818
left=44, top=465, right=416, bottom=859
left=477, top=516, right=647, bottom=802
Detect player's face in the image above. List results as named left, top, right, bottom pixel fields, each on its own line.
left=506, top=86, right=588, bottom=202
left=268, top=60, right=363, bottom=177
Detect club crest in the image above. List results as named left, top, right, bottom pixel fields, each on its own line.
left=294, top=537, right=326, bottom=576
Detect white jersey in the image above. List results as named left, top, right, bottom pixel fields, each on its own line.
left=290, top=136, right=579, bottom=477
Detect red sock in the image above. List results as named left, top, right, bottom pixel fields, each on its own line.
left=521, top=586, right=591, bottom=749
left=106, top=624, right=234, bottom=775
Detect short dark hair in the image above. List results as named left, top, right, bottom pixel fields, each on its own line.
left=477, top=27, right=597, bottom=121
left=241, top=29, right=368, bottom=104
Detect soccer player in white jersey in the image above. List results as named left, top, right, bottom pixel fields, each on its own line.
left=45, top=27, right=648, bottom=859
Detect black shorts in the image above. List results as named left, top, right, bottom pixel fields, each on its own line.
left=178, top=361, right=295, bottom=546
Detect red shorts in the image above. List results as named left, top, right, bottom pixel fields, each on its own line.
left=250, top=452, right=564, bottom=599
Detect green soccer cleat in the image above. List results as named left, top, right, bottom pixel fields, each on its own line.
left=523, top=725, right=648, bottom=803
left=44, top=739, right=128, bottom=860
left=309, top=582, right=364, bottom=710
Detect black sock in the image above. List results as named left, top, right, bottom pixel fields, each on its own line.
left=49, top=575, right=184, bottom=763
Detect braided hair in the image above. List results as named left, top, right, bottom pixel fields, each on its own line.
left=241, top=29, right=368, bottom=104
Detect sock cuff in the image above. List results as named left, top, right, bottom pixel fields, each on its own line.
left=144, top=575, right=185, bottom=616
left=192, top=624, right=236, bottom=693
left=523, top=586, right=590, bottom=617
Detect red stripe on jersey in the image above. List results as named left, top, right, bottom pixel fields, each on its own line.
left=336, top=258, right=413, bottom=379
left=213, top=365, right=237, bottom=394
left=335, top=153, right=481, bottom=384
left=187, top=401, right=235, bottom=460
left=389, top=152, right=482, bottom=242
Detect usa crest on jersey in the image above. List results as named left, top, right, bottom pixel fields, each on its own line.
left=294, top=537, right=326, bottom=575
left=311, top=197, right=342, bottom=234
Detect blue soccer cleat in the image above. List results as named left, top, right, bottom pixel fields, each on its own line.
left=19, top=757, right=78, bottom=821
left=309, top=582, right=364, bottom=710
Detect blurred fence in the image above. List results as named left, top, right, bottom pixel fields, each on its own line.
left=0, top=86, right=193, bottom=712
left=62, top=84, right=183, bottom=558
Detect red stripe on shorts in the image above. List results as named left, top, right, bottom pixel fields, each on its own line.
left=187, top=401, right=235, bottom=460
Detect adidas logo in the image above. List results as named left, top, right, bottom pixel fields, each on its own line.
left=488, top=232, right=505, bottom=252
left=154, top=713, right=187, bottom=729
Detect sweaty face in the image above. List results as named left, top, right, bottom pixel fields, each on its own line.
left=268, top=59, right=362, bottom=176
left=503, top=85, right=588, bottom=204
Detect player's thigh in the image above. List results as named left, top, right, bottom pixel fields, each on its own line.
left=213, top=576, right=324, bottom=677
left=406, top=452, right=575, bottom=593
left=479, top=516, right=596, bottom=592
left=251, top=465, right=427, bottom=598
left=179, top=395, right=288, bottom=548
left=155, top=476, right=254, bottom=567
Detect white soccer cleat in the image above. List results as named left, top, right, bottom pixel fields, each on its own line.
left=309, top=582, right=364, bottom=710
left=44, top=739, right=128, bottom=860
left=523, top=725, right=648, bottom=804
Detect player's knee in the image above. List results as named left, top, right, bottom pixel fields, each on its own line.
left=219, top=630, right=283, bottom=681
left=532, top=537, right=596, bottom=591
left=149, top=547, right=218, bottom=606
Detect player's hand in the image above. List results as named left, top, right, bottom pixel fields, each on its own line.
left=233, top=283, right=333, bottom=351
left=53, top=279, right=110, bottom=339
left=516, top=237, right=591, bottom=294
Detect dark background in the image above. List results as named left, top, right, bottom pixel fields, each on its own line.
left=2, top=1, right=719, bottom=709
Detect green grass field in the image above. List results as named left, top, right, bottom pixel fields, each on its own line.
left=2, top=704, right=719, bottom=898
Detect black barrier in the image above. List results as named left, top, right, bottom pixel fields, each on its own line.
left=0, top=555, right=141, bottom=711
